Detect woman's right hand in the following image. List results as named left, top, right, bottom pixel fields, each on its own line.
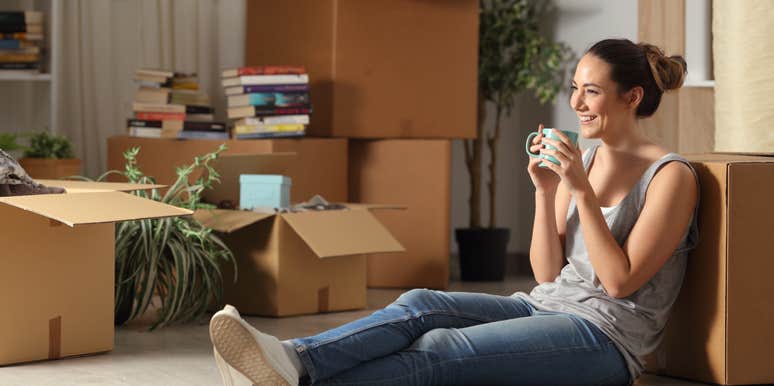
left=527, top=124, right=561, bottom=194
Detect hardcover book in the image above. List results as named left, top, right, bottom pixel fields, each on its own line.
left=221, top=74, right=309, bottom=87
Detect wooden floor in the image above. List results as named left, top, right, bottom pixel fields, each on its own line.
left=0, top=277, right=708, bottom=385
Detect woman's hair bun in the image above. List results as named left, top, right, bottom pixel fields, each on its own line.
left=639, top=43, right=687, bottom=91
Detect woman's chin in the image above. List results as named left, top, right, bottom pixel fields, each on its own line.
left=580, top=125, right=598, bottom=138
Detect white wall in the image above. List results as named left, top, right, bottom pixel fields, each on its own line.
left=450, top=0, right=638, bottom=257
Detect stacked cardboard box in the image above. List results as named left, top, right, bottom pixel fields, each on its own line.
left=644, top=154, right=774, bottom=385
left=244, top=0, right=478, bottom=289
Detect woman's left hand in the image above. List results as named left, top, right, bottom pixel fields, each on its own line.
left=539, top=130, right=589, bottom=194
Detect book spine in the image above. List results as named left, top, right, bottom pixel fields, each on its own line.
left=0, top=32, right=41, bottom=40
left=0, top=62, right=38, bottom=70
left=235, top=131, right=305, bottom=139
left=0, top=39, right=35, bottom=50
left=0, top=25, right=36, bottom=34
left=234, top=123, right=305, bottom=134
left=128, top=127, right=163, bottom=138
left=238, top=65, right=306, bottom=76
left=0, top=52, right=39, bottom=62
left=127, top=119, right=163, bottom=128
left=136, top=112, right=185, bottom=121
left=240, top=115, right=310, bottom=125
left=224, top=74, right=309, bottom=87
left=185, top=105, right=214, bottom=114
left=251, top=106, right=312, bottom=116
left=243, top=84, right=309, bottom=93
left=183, top=121, right=227, bottom=131
left=0, top=12, right=25, bottom=26
left=177, top=131, right=230, bottom=140
left=133, top=102, right=186, bottom=113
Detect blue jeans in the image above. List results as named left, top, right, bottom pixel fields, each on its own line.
left=290, top=289, right=631, bottom=385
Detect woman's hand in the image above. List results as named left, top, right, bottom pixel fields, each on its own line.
left=527, top=124, right=561, bottom=195
left=539, top=129, right=589, bottom=194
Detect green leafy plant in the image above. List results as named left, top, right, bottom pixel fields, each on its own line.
left=0, top=132, right=22, bottom=152
left=23, top=131, right=75, bottom=159
left=94, top=144, right=236, bottom=329
left=464, top=0, right=572, bottom=228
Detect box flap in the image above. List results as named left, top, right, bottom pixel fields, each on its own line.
left=343, top=203, right=407, bottom=211
left=685, top=153, right=774, bottom=163
left=204, top=152, right=296, bottom=208
left=280, top=209, right=404, bottom=258
left=0, top=191, right=191, bottom=227
left=35, top=179, right=166, bottom=193
left=193, top=209, right=275, bottom=233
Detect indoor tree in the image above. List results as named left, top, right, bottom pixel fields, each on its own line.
left=458, top=0, right=571, bottom=280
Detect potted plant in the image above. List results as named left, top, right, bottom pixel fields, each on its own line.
left=94, top=145, right=236, bottom=329
left=456, top=0, right=571, bottom=281
left=18, top=131, right=82, bottom=179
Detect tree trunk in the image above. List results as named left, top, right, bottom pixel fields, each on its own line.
left=464, top=96, right=487, bottom=228
left=487, top=105, right=503, bottom=229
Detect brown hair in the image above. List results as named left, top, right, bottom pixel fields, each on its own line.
left=586, top=39, right=687, bottom=117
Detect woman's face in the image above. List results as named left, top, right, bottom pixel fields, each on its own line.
left=570, top=54, right=636, bottom=139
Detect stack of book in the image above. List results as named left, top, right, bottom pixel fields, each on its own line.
left=222, top=65, right=311, bottom=139
left=0, top=11, right=43, bottom=74
left=127, top=68, right=228, bottom=139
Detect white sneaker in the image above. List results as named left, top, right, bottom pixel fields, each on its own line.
left=209, top=305, right=299, bottom=386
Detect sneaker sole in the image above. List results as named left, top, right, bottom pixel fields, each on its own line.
left=210, top=314, right=290, bottom=386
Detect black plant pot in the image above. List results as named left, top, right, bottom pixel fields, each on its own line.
left=455, top=227, right=510, bottom=281
left=114, top=284, right=134, bottom=326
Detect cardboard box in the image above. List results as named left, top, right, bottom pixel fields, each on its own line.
left=245, top=0, right=478, bottom=139
left=349, top=139, right=451, bottom=289
left=644, top=154, right=774, bottom=385
left=107, top=136, right=348, bottom=204
left=194, top=206, right=404, bottom=316
left=0, top=180, right=191, bottom=365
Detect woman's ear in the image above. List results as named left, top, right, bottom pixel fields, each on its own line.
left=626, top=86, right=644, bottom=110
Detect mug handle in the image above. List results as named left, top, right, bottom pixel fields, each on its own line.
left=525, top=132, right=541, bottom=158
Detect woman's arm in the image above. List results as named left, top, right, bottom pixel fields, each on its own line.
left=573, top=161, right=697, bottom=298
left=529, top=176, right=571, bottom=284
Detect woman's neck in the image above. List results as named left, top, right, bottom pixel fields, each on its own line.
left=599, top=120, right=651, bottom=152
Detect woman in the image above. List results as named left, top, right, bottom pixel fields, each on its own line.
left=208, top=38, right=699, bottom=386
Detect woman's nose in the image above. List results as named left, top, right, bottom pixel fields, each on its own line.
left=570, top=92, right=584, bottom=111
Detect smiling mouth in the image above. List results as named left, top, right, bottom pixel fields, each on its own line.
left=580, top=115, right=597, bottom=124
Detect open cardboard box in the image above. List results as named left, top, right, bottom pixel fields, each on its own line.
left=194, top=153, right=405, bottom=316
left=645, top=153, right=774, bottom=385
left=195, top=206, right=404, bottom=316
left=0, top=180, right=191, bottom=366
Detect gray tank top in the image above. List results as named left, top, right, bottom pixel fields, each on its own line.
left=513, top=144, right=700, bottom=380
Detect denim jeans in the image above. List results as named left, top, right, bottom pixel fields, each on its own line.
left=290, top=289, right=631, bottom=385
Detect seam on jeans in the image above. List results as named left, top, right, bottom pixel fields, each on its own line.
left=306, top=310, right=495, bottom=350
left=323, top=341, right=620, bottom=386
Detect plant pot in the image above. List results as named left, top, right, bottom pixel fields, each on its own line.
left=114, top=285, right=134, bottom=326
left=455, top=227, right=510, bottom=281
left=18, top=157, right=82, bottom=179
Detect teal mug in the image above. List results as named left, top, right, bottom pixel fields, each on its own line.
left=525, top=128, right=579, bottom=167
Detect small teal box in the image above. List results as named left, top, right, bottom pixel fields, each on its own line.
left=239, top=174, right=291, bottom=209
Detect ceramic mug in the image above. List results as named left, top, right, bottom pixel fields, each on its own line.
left=525, top=128, right=579, bottom=167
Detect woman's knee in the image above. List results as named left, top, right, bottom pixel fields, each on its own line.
left=393, top=288, right=443, bottom=309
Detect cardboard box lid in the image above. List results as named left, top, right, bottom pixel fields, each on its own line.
left=193, top=206, right=405, bottom=258
left=35, top=179, right=165, bottom=193
left=203, top=152, right=296, bottom=208
left=281, top=209, right=404, bottom=258
left=0, top=191, right=192, bottom=227
left=193, top=208, right=274, bottom=233
left=685, top=153, right=774, bottom=163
